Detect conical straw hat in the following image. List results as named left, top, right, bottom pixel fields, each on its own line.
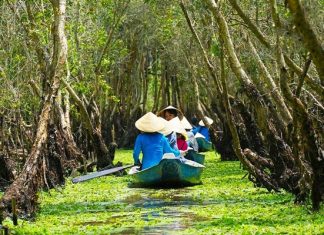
left=199, top=116, right=214, bottom=126
left=135, top=112, right=165, bottom=132
left=158, top=116, right=187, bottom=138
left=158, top=117, right=173, bottom=136
left=180, top=116, right=192, bottom=130
left=169, top=117, right=187, bottom=137
left=157, top=105, right=183, bottom=120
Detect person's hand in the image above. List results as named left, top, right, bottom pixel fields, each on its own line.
left=134, top=160, right=141, bottom=166
left=180, top=150, right=188, bottom=157
left=134, top=160, right=142, bottom=170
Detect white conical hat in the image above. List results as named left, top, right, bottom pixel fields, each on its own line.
left=158, top=117, right=173, bottom=136
left=160, top=105, right=178, bottom=112
left=157, top=105, right=183, bottom=120
left=135, top=112, right=165, bottom=132
left=158, top=116, right=187, bottom=138
left=169, top=117, right=187, bottom=137
left=199, top=116, right=214, bottom=126
left=180, top=116, right=192, bottom=130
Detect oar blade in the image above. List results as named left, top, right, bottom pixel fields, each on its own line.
left=72, top=165, right=133, bottom=184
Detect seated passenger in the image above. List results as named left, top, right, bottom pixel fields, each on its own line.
left=133, top=112, right=180, bottom=170
left=160, top=117, right=189, bottom=154
left=176, top=131, right=188, bottom=151
left=192, top=116, right=214, bottom=152
left=170, top=117, right=188, bottom=151
left=157, top=105, right=183, bottom=121
left=157, top=105, right=183, bottom=150
left=158, top=117, right=178, bottom=151
left=192, top=116, right=213, bottom=142
left=181, top=116, right=198, bottom=152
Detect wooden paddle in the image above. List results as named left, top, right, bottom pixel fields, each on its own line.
left=72, top=164, right=134, bottom=184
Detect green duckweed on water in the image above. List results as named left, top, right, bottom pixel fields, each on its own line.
left=2, top=150, right=324, bottom=234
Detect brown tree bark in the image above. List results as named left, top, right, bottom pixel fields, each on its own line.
left=286, top=0, right=324, bottom=83
left=247, top=38, right=292, bottom=124
left=205, top=0, right=270, bottom=142
left=228, top=0, right=324, bottom=100
left=0, top=153, right=15, bottom=189
left=278, top=47, right=324, bottom=210
left=0, top=0, right=68, bottom=219
left=60, top=77, right=114, bottom=170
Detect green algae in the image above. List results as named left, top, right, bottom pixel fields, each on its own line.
left=1, top=150, right=324, bottom=234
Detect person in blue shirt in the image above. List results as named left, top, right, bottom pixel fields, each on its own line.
left=192, top=116, right=213, bottom=152
left=192, top=116, right=213, bottom=141
left=133, top=112, right=180, bottom=170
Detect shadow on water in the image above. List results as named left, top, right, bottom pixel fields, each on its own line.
left=107, top=208, right=208, bottom=235
left=128, top=181, right=203, bottom=189
left=122, top=187, right=201, bottom=208
left=74, top=187, right=209, bottom=234
left=80, top=208, right=208, bottom=234
left=111, top=188, right=209, bottom=234
left=70, top=187, right=296, bottom=234
left=139, top=208, right=208, bottom=234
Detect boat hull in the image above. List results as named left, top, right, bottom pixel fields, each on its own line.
left=129, top=156, right=204, bottom=187
left=196, top=137, right=212, bottom=152
left=185, top=150, right=205, bottom=164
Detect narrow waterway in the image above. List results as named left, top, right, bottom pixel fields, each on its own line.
left=3, top=150, right=323, bottom=234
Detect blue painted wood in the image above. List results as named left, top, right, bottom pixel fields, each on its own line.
left=196, top=137, right=213, bottom=152
left=129, top=157, right=204, bottom=186
left=185, top=150, right=205, bottom=164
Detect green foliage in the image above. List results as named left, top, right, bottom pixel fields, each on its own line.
left=2, top=150, right=323, bottom=234
left=211, top=38, right=220, bottom=57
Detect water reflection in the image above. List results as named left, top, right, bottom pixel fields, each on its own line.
left=110, top=188, right=209, bottom=234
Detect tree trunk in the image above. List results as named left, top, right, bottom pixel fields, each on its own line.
left=0, top=0, right=67, bottom=219
left=55, top=91, right=86, bottom=172
left=229, top=0, right=324, bottom=100
left=0, top=153, right=15, bottom=190
left=61, top=78, right=114, bottom=170
left=286, top=0, right=324, bottom=83
left=278, top=48, right=324, bottom=210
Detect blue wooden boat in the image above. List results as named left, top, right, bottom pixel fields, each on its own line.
left=185, top=150, right=205, bottom=165
left=128, top=155, right=204, bottom=187
left=196, top=137, right=213, bottom=152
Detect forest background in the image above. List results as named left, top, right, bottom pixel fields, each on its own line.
left=0, top=0, right=323, bottom=222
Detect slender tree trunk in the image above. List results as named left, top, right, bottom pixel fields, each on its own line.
left=286, top=0, right=324, bottom=83
left=179, top=0, right=222, bottom=148
left=55, top=91, right=85, bottom=170
left=205, top=0, right=269, bottom=140
left=247, top=38, right=292, bottom=123
left=228, top=0, right=324, bottom=100
left=278, top=47, right=323, bottom=210
left=60, top=78, right=113, bottom=169
left=218, top=38, right=279, bottom=192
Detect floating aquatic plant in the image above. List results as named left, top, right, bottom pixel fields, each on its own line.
left=1, top=150, right=323, bottom=234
